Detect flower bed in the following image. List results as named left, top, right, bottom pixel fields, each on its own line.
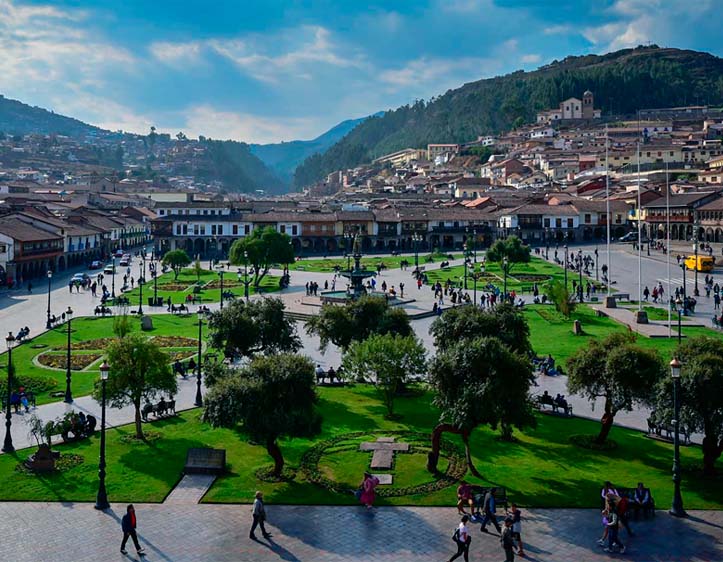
left=37, top=353, right=102, bottom=371
left=151, top=336, right=198, bottom=348
left=156, top=283, right=194, bottom=292
left=203, top=280, right=243, bottom=289
left=512, top=274, right=552, bottom=282
left=166, top=350, right=197, bottom=362
left=62, top=338, right=115, bottom=351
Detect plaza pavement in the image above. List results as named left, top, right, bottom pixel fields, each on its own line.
left=0, top=502, right=720, bottom=562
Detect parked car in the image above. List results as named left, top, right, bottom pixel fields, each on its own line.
left=119, top=256, right=131, bottom=266
left=89, top=260, right=103, bottom=270
left=71, top=273, right=90, bottom=284
left=618, top=232, right=638, bottom=242
left=103, top=264, right=115, bottom=275
left=114, top=249, right=124, bottom=258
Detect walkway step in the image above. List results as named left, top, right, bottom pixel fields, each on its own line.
left=164, top=474, right=216, bottom=505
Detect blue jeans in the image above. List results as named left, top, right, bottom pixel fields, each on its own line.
left=608, top=526, right=623, bottom=550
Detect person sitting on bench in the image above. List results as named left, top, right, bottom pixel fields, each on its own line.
left=632, top=483, right=653, bottom=516
left=554, top=394, right=570, bottom=414
left=327, top=366, right=337, bottom=384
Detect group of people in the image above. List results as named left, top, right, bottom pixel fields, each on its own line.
left=641, top=282, right=666, bottom=303
left=598, top=481, right=655, bottom=554
left=451, top=485, right=523, bottom=562
left=305, top=281, right=321, bottom=296
left=533, top=354, right=560, bottom=376
left=8, top=386, right=33, bottom=413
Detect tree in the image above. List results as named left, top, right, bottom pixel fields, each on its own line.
left=162, top=249, right=191, bottom=280
left=203, top=353, right=321, bottom=476
left=208, top=297, right=300, bottom=361
left=567, top=333, right=664, bottom=444
left=546, top=280, right=577, bottom=318
left=305, top=295, right=412, bottom=352
left=485, top=236, right=531, bottom=270
left=655, top=336, right=723, bottom=476
left=192, top=257, right=203, bottom=283
left=427, top=337, right=536, bottom=475
left=342, top=334, right=426, bottom=419
left=429, top=303, right=531, bottom=355
left=229, top=227, right=294, bottom=288
left=98, top=333, right=177, bottom=439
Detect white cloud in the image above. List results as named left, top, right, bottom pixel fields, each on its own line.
left=502, top=38, right=519, bottom=51
left=149, top=41, right=202, bottom=66
left=182, top=105, right=316, bottom=144
left=50, top=92, right=154, bottom=134
left=583, top=0, right=714, bottom=52
left=379, top=56, right=493, bottom=93
left=521, top=54, right=541, bottom=64
left=543, top=24, right=571, bottom=35
left=207, top=25, right=365, bottom=84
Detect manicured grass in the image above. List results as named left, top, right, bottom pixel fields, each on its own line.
left=525, top=304, right=723, bottom=365
left=0, top=315, right=206, bottom=405
left=1, top=385, right=719, bottom=508
left=121, top=267, right=280, bottom=306
left=287, top=253, right=462, bottom=273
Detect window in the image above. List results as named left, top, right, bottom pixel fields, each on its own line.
left=244, top=225, right=250, bottom=235
left=543, top=218, right=550, bottom=227
left=584, top=213, right=591, bottom=223
left=200, top=225, right=206, bottom=235
left=232, top=225, right=238, bottom=235
left=292, top=225, right=298, bottom=235
left=217, top=225, right=223, bottom=235
left=159, top=209, right=165, bottom=215
left=566, top=218, right=573, bottom=228
left=203, top=210, right=208, bottom=215
left=211, top=225, right=216, bottom=235
left=555, top=218, right=562, bottom=228
left=193, top=224, right=199, bottom=235
left=280, top=224, right=286, bottom=233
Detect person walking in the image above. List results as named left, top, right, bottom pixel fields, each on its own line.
left=120, top=504, right=145, bottom=555
left=249, top=491, right=272, bottom=540
left=605, top=504, right=625, bottom=554
left=508, top=503, right=525, bottom=556
left=500, top=517, right=516, bottom=561
left=480, top=488, right=501, bottom=534
left=359, top=472, right=380, bottom=509
left=449, top=515, right=471, bottom=562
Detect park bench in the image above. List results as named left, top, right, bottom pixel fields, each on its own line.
left=536, top=394, right=573, bottom=416
left=94, top=305, right=113, bottom=316
left=141, top=398, right=177, bottom=422
left=610, top=293, right=630, bottom=301
left=315, top=369, right=345, bottom=386
left=616, top=486, right=656, bottom=518
left=9, top=390, right=37, bottom=413
left=646, top=417, right=691, bottom=445
left=469, top=486, right=508, bottom=512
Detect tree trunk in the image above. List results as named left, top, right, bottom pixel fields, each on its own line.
left=266, top=436, right=284, bottom=476
left=255, top=266, right=269, bottom=289
left=461, top=430, right=482, bottom=478
left=428, top=423, right=468, bottom=474
left=702, top=434, right=722, bottom=477
left=596, top=412, right=615, bottom=444
left=134, top=400, right=144, bottom=440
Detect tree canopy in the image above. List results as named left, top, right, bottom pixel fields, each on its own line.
left=567, top=333, right=664, bottom=444
left=229, top=227, right=294, bottom=287
left=429, top=303, right=531, bottom=356
left=655, top=336, right=723, bottom=476
left=203, top=353, right=321, bottom=476
left=427, top=336, right=536, bottom=475
left=98, top=333, right=177, bottom=439
left=208, top=297, right=300, bottom=361
left=341, top=333, right=426, bottom=418
left=305, top=295, right=412, bottom=352
left=162, top=249, right=191, bottom=280
left=485, top=236, right=531, bottom=267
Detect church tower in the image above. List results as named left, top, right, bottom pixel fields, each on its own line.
left=582, top=90, right=594, bottom=119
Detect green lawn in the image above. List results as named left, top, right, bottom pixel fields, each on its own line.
left=122, top=267, right=280, bottom=306
left=287, top=253, right=462, bottom=273
left=0, top=315, right=207, bottom=405
left=1, top=384, right=719, bottom=508
left=525, top=304, right=723, bottom=366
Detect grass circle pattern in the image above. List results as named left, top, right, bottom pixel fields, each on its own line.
left=300, top=430, right=466, bottom=498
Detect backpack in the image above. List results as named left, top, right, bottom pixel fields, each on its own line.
left=452, top=528, right=460, bottom=542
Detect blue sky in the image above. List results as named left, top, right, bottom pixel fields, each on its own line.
left=1, top=0, right=721, bottom=143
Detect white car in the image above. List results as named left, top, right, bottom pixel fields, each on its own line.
left=103, top=264, right=115, bottom=275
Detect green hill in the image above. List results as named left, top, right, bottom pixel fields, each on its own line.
left=0, top=94, right=102, bottom=137
left=294, top=46, right=723, bottom=188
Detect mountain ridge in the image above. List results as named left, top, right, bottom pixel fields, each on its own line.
left=293, top=46, right=723, bottom=188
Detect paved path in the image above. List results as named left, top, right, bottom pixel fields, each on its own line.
left=0, top=502, right=719, bottom=562
left=163, top=474, right=216, bottom=505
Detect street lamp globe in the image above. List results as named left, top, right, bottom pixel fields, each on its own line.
left=100, top=360, right=110, bottom=381
left=670, top=357, right=681, bottom=379
left=198, top=310, right=204, bottom=321
left=6, top=331, right=14, bottom=349
left=66, top=306, right=73, bottom=319
left=47, top=270, right=52, bottom=279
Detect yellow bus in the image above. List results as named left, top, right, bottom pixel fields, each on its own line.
left=684, top=255, right=715, bottom=272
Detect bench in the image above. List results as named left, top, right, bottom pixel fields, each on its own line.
left=141, top=398, right=177, bottom=422
left=536, top=394, right=573, bottom=416
left=646, top=418, right=691, bottom=445
left=470, top=486, right=508, bottom=513
left=610, top=293, right=630, bottom=301
left=617, top=486, right=655, bottom=518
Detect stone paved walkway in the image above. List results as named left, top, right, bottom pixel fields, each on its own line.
left=163, top=474, right=216, bottom=505
left=0, top=503, right=719, bottom=562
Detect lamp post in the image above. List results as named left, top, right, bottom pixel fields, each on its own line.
left=111, top=257, right=116, bottom=299
left=45, top=270, right=53, bottom=329
left=243, top=250, right=249, bottom=302
left=2, top=332, right=16, bottom=453
left=95, top=360, right=110, bottom=510
left=564, top=245, right=569, bottom=290
left=669, top=357, right=687, bottom=518
left=463, top=240, right=469, bottom=290
left=195, top=311, right=203, bottom=407
left=472, top=228, right=477, bottom=264
left=577, top=254, right=584, bottom=302
left=680, top=263, right=687, bottom=315
left=138, top=252, right=145, bottom=315
left=217, top=268, right=225, bottom=309
left=676, top=297, right=683, bottom=344
left=64, top=306, right=73, bottom=403
left=503, top=257, right=509, bottom=299
left=693, top=239, right=700, bottom=297
left=412, top=233, right=422, bottom=269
